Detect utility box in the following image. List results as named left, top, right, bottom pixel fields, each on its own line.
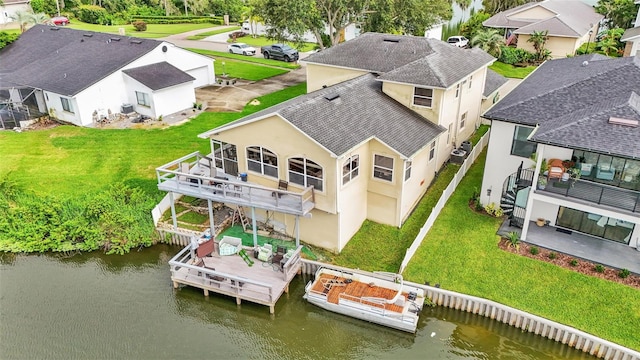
left=121, top=104, right=134, bottom=114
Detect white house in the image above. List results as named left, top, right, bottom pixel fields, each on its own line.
left=0, top=25, right=215, bottom=127
left=481, top=55, right=640, bottom=256
left=0, top=0, right=31, bottom=25
left=621, top=0, right=640, bottom=57
left=241, top=20, right=359, bottom=44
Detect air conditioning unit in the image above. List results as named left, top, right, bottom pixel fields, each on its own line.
left=461, top=140, right=472, bottom=153
left=121, top=103, right=134, bottom=114
left=450, top=148, right=467, bottom=164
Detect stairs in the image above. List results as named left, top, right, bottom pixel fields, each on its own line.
left=500, top=161, right=534, bottom=229
left=500, top=190, right=516, bottom=217
left=232, top=206, right=250, bottom=231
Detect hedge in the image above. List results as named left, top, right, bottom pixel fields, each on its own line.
left=129, top=15, right=224, bottom=24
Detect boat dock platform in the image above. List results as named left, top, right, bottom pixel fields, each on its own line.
left=168, top=239, right=303, bottom=314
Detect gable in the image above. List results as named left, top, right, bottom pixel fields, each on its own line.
left=511, top=6, right=556, bottom=20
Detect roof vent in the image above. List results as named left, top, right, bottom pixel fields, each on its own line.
left=582, top=61, right=588, bottom=67
left=324, top=93, right=340, bottom=101
left=110, top=37, right=121, bottom=41
left=383, top=38, right=399, bottom=43
left=50, top=27, right=59, bottom=31
left=608, top=117, right=638, bottom=127
left=130, top=40, right=142, bottom=44
left=83, top=33, right=93, bottom=37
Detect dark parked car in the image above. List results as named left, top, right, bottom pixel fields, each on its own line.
left=260, top=44, right=299, bottom=62
left=51, top=16, right=70, bottom=26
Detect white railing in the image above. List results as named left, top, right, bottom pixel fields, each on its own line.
left=398, top=132, right=490, bottom=273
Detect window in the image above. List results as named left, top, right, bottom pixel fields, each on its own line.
left=455, top=84, right=460, bottom=98
left=460, top=112, right=467, bottom=130
left=373, top=154, right=394, bottom=182
left=289, top=158, right=323, bottom=191
left=413, top=87, right=433, bottom=107
left=212, top=140, right=238, bottom=176
left=556, top=207, right=634, bottom=244
left=404, top=161, right=412, bottom=181
left=342, top=155, right=359, bottom=185
left=447, top=123, right=453, bottom=144
left=136, top=91, right=151, bottom=107
left=429, top=141, right=436, bottom=161
left=511, top=125, right=537, bottom=158
left=469, top=76, right=473, bottom=89
left=61, top=97, right=74, bottom=113
left=247, top=146, right=278, bottom=178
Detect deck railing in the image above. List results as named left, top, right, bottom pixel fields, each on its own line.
left=156, top=151, right=315, bottom=216
left=281, top=246, right=303, bottom=281
left=169, top=245, right=274, bottom=303
left=538, top=176, right=640, bottom=213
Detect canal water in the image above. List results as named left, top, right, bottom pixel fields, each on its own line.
left=0, top=245, right=595, bottom=359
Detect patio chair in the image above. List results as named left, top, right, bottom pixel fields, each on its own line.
left=272, top=180, right=288, bottom=198
left=257, top=243, right=273, bottom=262
left=547, top=159, right=565, bottom=180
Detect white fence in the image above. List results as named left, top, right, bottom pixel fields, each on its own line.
left=398, top=132, right=490, bottom=273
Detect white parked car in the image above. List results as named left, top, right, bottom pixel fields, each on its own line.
left=227, top=43, right=257, bottom=56
left=447, top=36, right=469, bottom=48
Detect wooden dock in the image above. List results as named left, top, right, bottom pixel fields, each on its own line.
left=169, top=242, right=302, bottom=313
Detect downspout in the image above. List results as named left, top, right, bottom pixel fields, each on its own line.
left=336, top=156, right=342, bottom=251
left=397, top=159, right=406, bottom=227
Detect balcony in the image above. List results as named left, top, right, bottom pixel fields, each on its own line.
left=537, top=177, right=640, bottom=214
left=156, top=152, right=315, bottom=216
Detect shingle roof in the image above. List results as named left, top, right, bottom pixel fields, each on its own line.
left=484, top=0, right=602, bottom=38
left=123, top=62, right=194, bottom=90
left=621, top=27, right=640, bottom=41
left=303, top=32, right=494, bottom=88
left=203, top=74, right=446, bottom=158
left=0, top=25, right=161, bottom=96
left=483, top=69, right=508, bottom=97
left=483, top=55, right=640, bottom=159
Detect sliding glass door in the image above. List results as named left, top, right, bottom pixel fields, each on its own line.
left=556, top=207, right=634, bottom=244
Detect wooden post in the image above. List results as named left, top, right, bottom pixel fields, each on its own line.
left=207, top=199, right=214, bottom=236
left=204, top=289, right=209, bottom=297
left=236, top=297, right=241, bottom=305
left=284, top=284, right=289, bottom=294
left=173, top=281, right=179, bottom=288
left=295, top=216, right=300, bottom=248
left=269, top=305, right=274, bottom=314
left=169, top=192, right=178, bottom=230
left=251, top=207, right=258, bottom=247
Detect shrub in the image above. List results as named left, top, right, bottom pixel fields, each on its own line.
left=548, top=251, right=557, bottom=260
left=618, top=269, right=630, bottom=278
left=529, top=246, right=539, bottom=255
left=569, top=259, right=578, bottom=266
left=228, top=31, right=247, bottom=39
left=132, top=20, right=147, bottom=31
left=484, top=202, right=503, bottom=217
left=75, top=5, right=108, bottom=24
left=506, top=231, right=520, bottom=249
left=594, top=264, right=605, bottom=273
left=498, top=47, right=536, bottom=65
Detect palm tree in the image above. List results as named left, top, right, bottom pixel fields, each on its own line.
left=10, top=10, right=33, bottom=33
left=527, top=30, right=549, bottom=62
left=471, top=28, right=504, bottom=57
left=31, top=12, right=50, bottom=25
left=241, top=0, right=263, bottom=38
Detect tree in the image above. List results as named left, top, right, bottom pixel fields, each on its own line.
left=460, top=11, right=491, bottom=40
left=482, top=0, right=528, bottom=15
left=361, top=0, right=452, bottom=36
left=527, top=30, right=550, bottom=62
left=471, top=28, right=504, bottom=57
left=314, top=0, right=369, bottom=47
left=595, top=0, right=639, bottom=30
left=241, top=0, right=263, bottom=38
left=30, top=0, right=58, bottom=16
left=597, top=28, right=625, bottom=56
left=258, top=0, right=321, bottom=49
left=209, top=0, right=244, bottom=21
left=10, top=11, right=49, bottom=32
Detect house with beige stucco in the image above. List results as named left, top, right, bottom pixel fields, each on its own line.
left=157, top=33, right=504, bottom=252
left=483, top=0, right=603, bottom=59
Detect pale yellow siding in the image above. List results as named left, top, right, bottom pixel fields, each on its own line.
left=518, top=34, right=580, bottom=58
left=512, top=6, right=555, bottom=20
left=381, top=81, right=442, bottom=124
left=366, top=139, right=402, bottom=226
left=400, top=141, right=439, bottom=223
left=306, top=63, right=369, bottom=93
left=337, top=144, right=371, bottom=251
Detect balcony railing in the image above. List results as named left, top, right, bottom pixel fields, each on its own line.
left=538, top=176, right=640, bottom=213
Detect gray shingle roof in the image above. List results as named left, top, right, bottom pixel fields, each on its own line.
left=377, top=45, right=495, bottom=88
left=484, top=0, right=602, bottom=38
left=0, top=25, right=161, bottom=96
left=303, top=32, right=494, bottom=88
left=123, top=62, right=194, bottom=90
left=483, top=55, right=640, bottom=159
left=203, top=74, right=446, bottom=158
left=483, top=69, right=508, bottom=97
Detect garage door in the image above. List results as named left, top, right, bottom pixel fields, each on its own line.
left=186, top=66, right=211, bottom=88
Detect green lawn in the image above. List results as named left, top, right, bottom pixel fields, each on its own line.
left=403, top=150, right=640, bottom=351
left=186, top=26, right=241, bottom=40
left=230, top=35, right=317, bottom=52
left=67, top=21, right=216, bottom=38
left=188, top=48, right=300, bottom=69
left=489, top=61, right=537, bottom=79
left=0, top=83, right=307, bottom=197
left=215, top=58, right=288, bottom=81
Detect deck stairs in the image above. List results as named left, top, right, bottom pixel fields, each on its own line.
left=500, top=162, right=534, bottom=228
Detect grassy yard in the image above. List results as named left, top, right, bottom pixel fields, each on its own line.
left=489, top=61, right=537, bottom=79
left=188, top=48, right=300, bottom=69
left=214, top=58, right=288, bottom=81
left=403, top=150, right=640, bottom=351
left=186, top=26, right=241, bottom=40
left=67, top=21, right=216, bottom=38
left=230, top=35, right=317, bottom=52
left=0, top=83, right=307, bottom=197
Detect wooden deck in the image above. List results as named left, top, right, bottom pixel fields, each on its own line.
left=169, top=242, right=302, bottom=313
left=311, top=273, right=405, bottom=313
left=156, top=151, right=315, bottom=216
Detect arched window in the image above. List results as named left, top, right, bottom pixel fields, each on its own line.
left=288, top=157, right=323, bottom=191
left=247, top=146, right=278, bottom=178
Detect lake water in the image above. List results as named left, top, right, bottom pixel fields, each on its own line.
left=0, top=245, right=595, bottom=359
